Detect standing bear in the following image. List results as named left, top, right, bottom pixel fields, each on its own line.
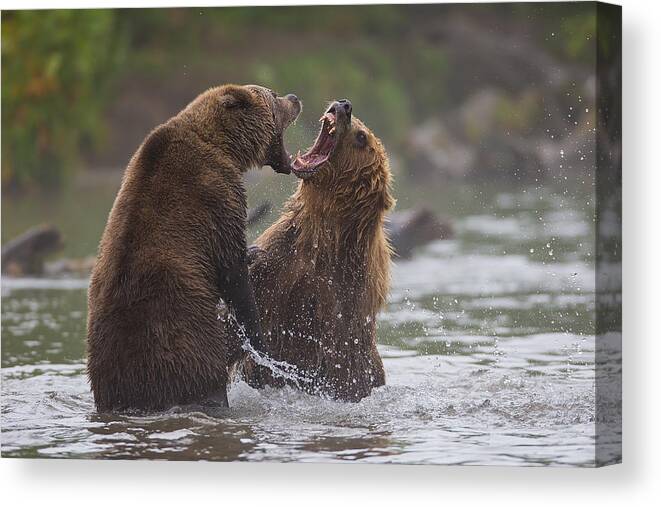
left=87, top=84, right=301, bottom=412
left=244, top=99, right=395, bottom=401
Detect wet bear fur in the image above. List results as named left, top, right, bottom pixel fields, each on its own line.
left=87, top=84, right=300, bottom=411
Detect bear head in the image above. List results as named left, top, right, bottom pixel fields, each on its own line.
left=291, top=99, right=395, bottom=215
left=180, top=83, right=301, bottom=173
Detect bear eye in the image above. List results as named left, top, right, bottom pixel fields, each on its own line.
left=356, top=131, right=368, bottom=148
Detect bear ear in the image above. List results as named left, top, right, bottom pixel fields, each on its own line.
left=218, top=86, right=253, bottom=110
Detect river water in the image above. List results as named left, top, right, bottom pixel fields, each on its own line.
left=1, top=180, right=618, bottom=466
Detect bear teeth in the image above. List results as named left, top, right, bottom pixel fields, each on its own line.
left=321, top=112, right=335, bottom=125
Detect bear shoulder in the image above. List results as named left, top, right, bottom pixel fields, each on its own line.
left=139, top=124, right=176, bottom=169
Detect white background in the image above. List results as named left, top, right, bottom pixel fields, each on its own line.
left=1, top=0, right=659, bottom=505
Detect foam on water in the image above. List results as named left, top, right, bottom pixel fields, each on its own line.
left=1, top=346, right=599, bottom=465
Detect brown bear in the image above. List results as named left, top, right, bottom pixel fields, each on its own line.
left=87, top=84, right=301, bottom=412
left=243, top=99, right=395, bottom=401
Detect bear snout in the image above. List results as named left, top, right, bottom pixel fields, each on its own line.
left=285, top=93, right=300, bottom=106
left=280, top=93, right=302, bottom=127
left=337, top=99, right=352, bottom=116
left=328, top=99, right=352, bottom=123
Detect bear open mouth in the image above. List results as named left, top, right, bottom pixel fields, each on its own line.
left=291, top=110, right=338, bottom=179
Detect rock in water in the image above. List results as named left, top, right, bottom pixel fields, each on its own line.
left=1, top=225, right=62, bottom=276
left=386, top=208, right=453, bottom=259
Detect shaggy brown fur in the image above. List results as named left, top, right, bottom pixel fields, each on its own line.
left=244, top=105, right=394, bottom=401
left=87, top=84, right=300, bottom=412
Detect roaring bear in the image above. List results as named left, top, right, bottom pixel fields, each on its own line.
left=87, top=84, right=301, bottom=412
left=244, top=99, right=395, bottom=401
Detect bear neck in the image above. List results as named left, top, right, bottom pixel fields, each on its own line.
left=294, top=181, right=385, bottom=259
left=283, top=182, right=392, bottom=316
left=174, top=112, right=269, bottom=173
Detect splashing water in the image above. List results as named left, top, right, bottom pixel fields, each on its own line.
left=218, top=303, right=314, bottom=388
left=236, top=322, right=314, bottom=389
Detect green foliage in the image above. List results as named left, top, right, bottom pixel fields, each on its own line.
left=1, top=10, right=125, bottom=191
left=513, top=2, right=597, bottom=65
left=248, top=44, right=412, bottom=148
left=1, top=4, right=597, bottom=192
left=495, top=91, right=542, bottom=133
left=561, top=12, right=597, bottom=62
left=191, top=5, right=404, bottom=39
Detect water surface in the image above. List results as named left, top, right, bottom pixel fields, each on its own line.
left=2, top=182, right=616, bottom=465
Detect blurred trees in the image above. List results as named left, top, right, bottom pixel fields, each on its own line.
left=1, top=5, right=596, bottom=193
left=1, top=10, right=125, bottom=191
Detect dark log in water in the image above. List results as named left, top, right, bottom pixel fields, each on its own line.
left=2, top=205, right=451, bottom=277
left=1, top=225, right=62, bottom=276
left=246, top=201, right=271, bottom=227
left=2, top=203, right=273, bottom=277
left=386, top=208, right=454, bottom=259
